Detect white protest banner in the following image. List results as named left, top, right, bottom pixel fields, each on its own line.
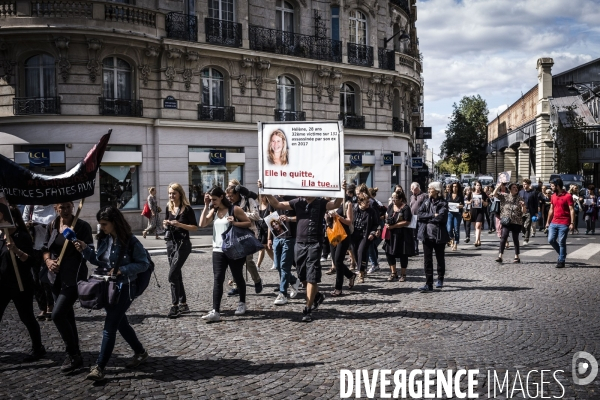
left=258, top=121, right=344, bottom=197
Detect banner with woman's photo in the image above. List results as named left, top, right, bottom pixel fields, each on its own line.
left=258, top=121, right=345, bottom=197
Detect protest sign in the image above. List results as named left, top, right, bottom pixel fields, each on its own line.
left=472, top=194, right=483, bottom=208
left=264, top=211, right=289, bottom=238
left=258, top=121, right=344, bottom=197
left=497, top=171, right=511, bottom=184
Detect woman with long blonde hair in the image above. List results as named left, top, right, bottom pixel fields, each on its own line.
left=267, top=129, right=289, bottom=166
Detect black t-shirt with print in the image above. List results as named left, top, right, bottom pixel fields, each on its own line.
left=289, top=198, right=329, bottom=243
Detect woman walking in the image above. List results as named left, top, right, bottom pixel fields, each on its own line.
left=74, top=206, right=150, bottom=381
left=445, top=182, right=463, bottom=251
left=43, top=202, right=93, bottom=372
left=330, top=195, right=356, bottom=296
left=463, top=186, right=473, bottom=243
left=492, top=182, right=526, bottom=264
left=383, top=191, right=415, bottom=282
left=199, top=186, right=251, bottom=322
left=143, top=187, right=162, bottom=239
left=470, top=180, right=489, bottom=247
left=256, top=195, right=274, bottom=270
left=163, top=183, right=198, bottom=319
left=351, top=193, right=379, bottom=284
left=0, top=205, right=46, bottom=362
left=569, top=186, right=582, bottom=234
left=583, top=192, right=598, bottom=234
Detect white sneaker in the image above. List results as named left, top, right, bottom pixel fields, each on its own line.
left=319, top=257, right=327, bottom=262
left=289, top=279, right=300, bottom=299
left=367, top=265, right=380, bottom=274
left=201, top=309, right=220, bottom=322
left=270, top=265, right=277, bottom=270
left=234, top=302, right=246, bottom=315
left=274, top=293, right=288, bottom=305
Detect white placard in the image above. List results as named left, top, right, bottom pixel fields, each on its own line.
left=408, top=215, right=418, bottom=229
left=472, top=194, right=483, bottom=209
left=258, top=121, right=345, bottom=197
left=263, top=211, right=289, bottom=238
left=448, top=202, right=459, bottom=212
left=584, top=198, right=593, bottom=205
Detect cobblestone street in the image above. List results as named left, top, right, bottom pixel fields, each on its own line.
left=1, top=233, right=599, bottom=399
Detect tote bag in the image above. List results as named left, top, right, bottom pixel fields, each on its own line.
left=221, top=206, right=264, bottom=260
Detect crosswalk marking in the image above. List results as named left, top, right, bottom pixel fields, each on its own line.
left=521, top=249, right=554, bottom=257
left=568, top=243, right=600, bottom=260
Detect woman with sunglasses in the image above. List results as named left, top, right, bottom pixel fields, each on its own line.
left=383, top=190, right=415, bottom=282
left=492, top=182, right=526, bottom=263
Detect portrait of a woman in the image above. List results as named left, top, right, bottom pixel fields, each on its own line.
left=267, top=129, right=289, bottom=166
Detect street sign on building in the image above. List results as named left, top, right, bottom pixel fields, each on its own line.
left=382, top=153, right=393, bottom=165
left=415, top=127, right=432, bottom=140
left=209, top=149, right=227, bottom=165
left=411, top=157, right=424, bottom=169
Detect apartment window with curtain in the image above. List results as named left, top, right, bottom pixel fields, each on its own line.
left=102, top=57, right=131, bottom=100
left=277, top=76, right=295, bottom=111
left=349, top=10, right=367, bottom=45
left=276, top=0, right=294, bottom=32
left=208, top=0, right=234, bottom=21
left=24, top=54, right=56, bottom=98
left=201, top=68, right=224, bottom=107
left=340, top=83, right=356, bottom=115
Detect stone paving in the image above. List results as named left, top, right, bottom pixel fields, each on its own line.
left=1, top=233, right=599, bottom=399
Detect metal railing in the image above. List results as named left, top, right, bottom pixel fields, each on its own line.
left=205, top=18, right=242, bottom=47
left=274, top=110, right=306, bottom=121
left=31, top=1, right=92, bottom=18
left=378, top=48, right=395, bottom=71
left=166, top=12, right=198, bottom=42
left=0, top=1, right=15, bottom=17
left=389, top=0, right=410, bottom=16
left=105, top=3, right=156, bottom=27
left=99, top=98, right=143, bottom=117
left=13, top=97, right=60, bottom=115
left=249, top=25, right=342, bottom=63
left=198, top=105, right=235, bottom=122
left=347, top=43, right=373, bottom=67
left=392, top=117, right=409, bottom=133
left=339, top=113, right=365, bottom=129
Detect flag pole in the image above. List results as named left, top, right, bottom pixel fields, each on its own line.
left=57, top=197, right=85, bottom=267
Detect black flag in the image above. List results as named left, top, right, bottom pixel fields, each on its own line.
left=0, top=130, right=112, bottom=205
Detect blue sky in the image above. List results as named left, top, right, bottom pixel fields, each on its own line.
left=416, top=0, right=600, bottom=161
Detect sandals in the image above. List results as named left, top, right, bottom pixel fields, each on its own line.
left=357, top=272, right=365, bottom=284
left=330, top=290, right=343, bottom=297
left=495, top=257, right=503, bottom=263
left=513, top=258, right=521, bottom=264
left=348, top=273, right=357, bottom=289
left=142, top=231, right=147, bottom=239
left=474, top=242, right=481, bottom=247
left=325, top=268, right=336, bottom=275
left=387, top=273, right=398, bottom=282
left=399, top=275, right=406, bottom=282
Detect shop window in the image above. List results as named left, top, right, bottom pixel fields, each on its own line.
left=100, top=165, right=139, bottom=209
left=189, top=164, right=243, bottom=205
left=345, top=165, right=373, bottom=187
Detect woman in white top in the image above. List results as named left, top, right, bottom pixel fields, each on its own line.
left=199, top=186, right=252, bottom=322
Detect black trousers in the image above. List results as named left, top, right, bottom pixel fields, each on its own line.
left=463, top=219, right=471, bottom=239
left=31, top=250, right=54, bottom=311
left=500, top=223, right=522, bottom=255
left=167, top=239, right=192, bottom=306
left=350, top=231, right=370, bottom=273
left=212, top=251, right=246, bottom=313
left=385, top=254, right=409, bottom=269
left=412, top=228, right=419, bottom=254
left=51, top=285, right=80, bottom=355
left=332, top=237, right=354, bottom=290
left=484, top=207, right=491, bottom=230
left=422, top=239, right=446, bottom=286
left=0, top=284, right=43, bottom=351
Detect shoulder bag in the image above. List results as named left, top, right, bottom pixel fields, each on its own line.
left=221, top=206, right=264, bottom=260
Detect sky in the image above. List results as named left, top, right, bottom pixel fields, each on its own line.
left=416, top=0, right=600, bottom=162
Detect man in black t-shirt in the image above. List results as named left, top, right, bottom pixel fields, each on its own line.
left=260, top=181, right=345, bottom=322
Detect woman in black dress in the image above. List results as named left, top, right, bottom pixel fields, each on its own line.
left=470, top=180, right=489, bottom=247
left=383, top=191, right=415, bottom=282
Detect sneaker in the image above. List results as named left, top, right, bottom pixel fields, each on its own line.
left=178, top=304, right=190, bottom=314
left=302, top=307, right=312, bottom=322
left=435, top=280, right=444, bottom=289
left=227, top=288, right=239, bottom=297
left=201, top=309, right=221, bottom=322
left=274, top=293, right=288, bottom=305
left=367, top=265, right=380, bottom=274
left=327, top=254, right=331, bottom=260
left=465, top=238, right=470, bottom=243
left=524, top=239, right=529, bottom=244
left=254, top=279, right=263, bottom=294
left=289, top=280, right=300, bottom=299
left=319, top=257, right=327, bottom=262
left=86, top=365, right=105, bottom=381
left=23, top=346, right=46, bottom=362
left=418, top=284, right=433, bottom=293
left=234, top=302, right=246, bottom=315
left=61, top=353, right=83, bottom=373
left=556, top=262, right=565, bottom=269
left=311, top=292, right=325, bottom=311
left=125, top=350, right=148, bottom=369
left=167, top=305, right=180, bottom=319
left=270, top=265, right=277, bottom=270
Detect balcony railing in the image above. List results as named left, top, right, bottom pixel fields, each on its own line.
left=0, top=1, right=16, bottom=17
left=13, top=97, right=60, bottom=115
left=198, top=105, right=235, bottom=122
left=275, top=110, right=306, bottom=121
left=205, top=18, right=242, bottom=47
left=392, top=117, right=410, bottom=133
left=32, top=1, right=92, bottom=18
left=249, top=25, right=342, bottom=63
left=378, top=48, right=395, bottom=71
left=347, top=43, right=373, bottom=67
left=105, top=3, right=156, bottom=27
left=389, top=0, right=411, bottom=16
left=339, top=114, right=365, bottom=129
left=99, top=98, right=143, bottom=117
left=166, top=12, right=197, bottom=42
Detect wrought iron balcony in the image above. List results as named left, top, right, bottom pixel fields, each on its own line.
left=166, top=12, right=197, bottom=42
left=347, top=43, right=373, bottom=67
left=198, top=105, right=235, bottom=122
left=392, top=117, right=410, bottom=133
left=275, top=110, right=306, bottom=121
left=205, top=18, right=242, bottom=47
left=389, top=0, right=411, bottom=16
left=378, top=48, right=395, bottom=71
left=249, top=25, right=342, bottom=63
left=13, top=97, right=60, bottom=115
left=99, top=98, right=143, bottom=117
left=339, top=113, right=365, bottom=129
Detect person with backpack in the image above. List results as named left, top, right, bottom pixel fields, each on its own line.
left=73, top=206, right=150, bottom=381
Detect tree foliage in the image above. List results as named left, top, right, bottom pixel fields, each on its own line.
left=436, top=156, right=472, bottom=175
left=440, top=95, right=489, bottom=173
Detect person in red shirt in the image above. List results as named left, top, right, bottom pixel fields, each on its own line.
left=545, top=178, right=575, bottom=268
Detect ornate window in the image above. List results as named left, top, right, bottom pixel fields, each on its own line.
left=340, top=83, right=356, bottom=115
left=202, top=68, right=224, bottom=107
left=276, top=0, right=294, bottom=32
left=277, top=76, right=296, bottom=111
left=349, top=10, right=367, bottom=45
left=102, top=57, right=132, bottom=99
left=24, top=54, right=56, bottom=98
left=208, top=0, right=234, bottom=21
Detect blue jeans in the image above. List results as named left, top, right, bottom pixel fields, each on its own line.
left=273, top=237, right=297, bottom=294
left=446, top=212, right=462, bottom=243
left=97, top=283, right=145, bottom=369
left=548, top=223, right=569, bottom=262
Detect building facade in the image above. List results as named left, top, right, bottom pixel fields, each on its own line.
left=0, top=0, right=423, bottom=229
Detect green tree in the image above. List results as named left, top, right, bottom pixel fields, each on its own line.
left=436, top=156, right=471, bottom=175
left=440, top=95, right=489, bottom=172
